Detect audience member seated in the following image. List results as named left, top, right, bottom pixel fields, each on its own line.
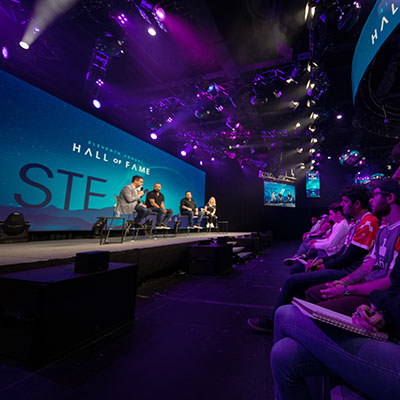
left=270, top=258, right=400, bottom=400
left=305, top=214, right=331, bottom=241
left=179, top=191, right=204, bottom=229
left=204, top=196, right=217, bottom=228
left=284, top=203, right=350, bottom=264
left=304, top=178, right=400, bottom=315
left=247, top=184, right=379, bottom=333
left=116, top=175, right=152, bottom=229
left=145, top=182, right=173, bottom=229
left=302, top=216, right=321, bottom=242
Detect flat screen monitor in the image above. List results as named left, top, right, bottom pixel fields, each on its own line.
left=0, top=70, right=206, bottom=231
left=264, top=181, right=296, bottom=208
left=306, top=171, right=321, bottom=198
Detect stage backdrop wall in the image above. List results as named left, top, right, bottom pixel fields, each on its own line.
left=0, top=70, right=205, bottom=231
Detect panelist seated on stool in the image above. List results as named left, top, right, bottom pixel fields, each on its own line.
left=115, top=175, right=152, bottom=229
left=145, top=183, right=173, bottom=229
left=180, top=191, right=204, bottom=229
left=204, top=196, right=218, bottom=229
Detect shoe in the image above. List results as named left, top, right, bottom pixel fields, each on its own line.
left=282, top=256, right=300, bottom=266
left=188, top=225, right=195, bottom=229
left=156, top=224, right=164, bottom=229
left=160, top=223, right=171, bottom=229
left=210, top=223, right=214, bottom=228
left=194, top=225, right=202, bottom=229
left=247, top=315, right=273, bottom=333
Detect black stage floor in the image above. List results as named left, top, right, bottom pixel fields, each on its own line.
left=0, top=241, right=297, bottom=400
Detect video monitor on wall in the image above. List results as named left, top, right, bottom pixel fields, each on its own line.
left=0, top=70, right=206, bottom=231
left=263, top=181, right=296, bottom=208
left=306, top=171, right=321, bottom=198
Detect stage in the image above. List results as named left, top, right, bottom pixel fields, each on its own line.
left=0, top=231, right=251, bottom=281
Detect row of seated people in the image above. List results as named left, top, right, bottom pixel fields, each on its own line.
left=248, top=143, right=400, bottom=399
left=115, top=175, right=217, bottom=229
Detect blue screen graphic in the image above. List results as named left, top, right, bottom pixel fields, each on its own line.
left=263, top=181, right=295, bottom=208
left=0, top=70, right=206, bottom=230
left=352, top=1, right=400, bottom=102
left=306, top=171, right=320, bottom=198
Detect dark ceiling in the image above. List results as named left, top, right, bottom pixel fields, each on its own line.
left=0, top=0, right=398, bottom=177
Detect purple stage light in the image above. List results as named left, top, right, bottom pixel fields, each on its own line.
left=148, top=27, right=157, bottom=36
left=336, top=114, right=343, bottom=120
left=181, top=150, right=187, bottom=157
left=19, top=41, right=29, bottom=50
left=166, top=116, right=173, bottom=123
left=154, top=6, right=166, bottom=21
left=150, top=133, right=158, bottom=140
left=33, top=26, right=40, bottom=34
left=92, top=99, right=101, bottom=109
left=1, top=46, right=8, bottom=59
left=211, top=157, right=215, bottom=162
left=200, top=161, right=203, bottom=166
left=96, top=79, right=104, bottom=87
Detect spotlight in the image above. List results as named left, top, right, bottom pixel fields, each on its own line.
left=311, top=159, right=316, bottom=164
left=328, top=156, right=332, bottom=160
left=200, top=161, right=203, bottom=166
left=306, top=99, right=316, bottom=108
left=311, top=138, right=318, bottom=144
left=148, top=27, right=157, bottom=36
left=308, top=124, right=316, bottom=133
left=296, top=147, right=304, bottom=154
left=150, top=133, right=158, bottom=140
left=1, top=46, right=8, bottom=59
left=336, top=114, right=343, bottom=120
left=310, top=165, right=315, bottom=170
left=290, top=101, right=300, bottom=110
left=96, top=79, right=104, bottom=87
left=310, top=112, right=319, bottom=120
left=309, top=148, right=316, bottom=154
left=154, top=6, right=166, bottom=21
left=19, top=41, right=29, bottom=50
left=92, top=99, right=101, bottom=109
left=299, top=163, right=306, bottom=169
left=211, top=157, right=215, bottom=162
left=181, top=150, right=187, bottom=157
left=295, top=122, right=301, bottom=129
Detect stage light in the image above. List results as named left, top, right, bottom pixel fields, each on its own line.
left=310, top=165, right=315, bottom=170
left=200, top=161, right=203, bottom=166
left=92, top=99, right=101, bottom=109
left=311, top=159, right=316, bottom=164
left=166, top=116, right=173, bottom=123
left=154, top=6, right=166, bottom=21
left=150, top=133, right=158, bottom=140
left=1, top=46, right=8, bottom=59
left=299, top=163, right=306, bottom=169
left=306, top=99, right=316, bottom=108
left=148, top=27, right=157, bottom=36
left=295, top=122, right=301, bottom=129
left=290, top=100, right=300, bottom=110
left=211, top=157, right=215, bottom=162
left=19, top=41, right=29, bottom=50
left=181, top=150, right=187, bottom=157
left=328, top=156, right=332, bottom=160
left=310, top=112, right=319, bottom=120
left=311, top=137, right=318, bottom=144
left=309, top=148, right=316, bottom=154
left=308, top=124, right=316, bottom=133
left=296, top=147, right=304, bottom=153
left=336, top=114, right=343, bottom=120
left=96, top=79, right=104, bottom=87
left=115, top=13, right=128, bottom=27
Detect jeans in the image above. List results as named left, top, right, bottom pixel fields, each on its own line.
left=271, top=305, right=400, bottom=400
left=181, top=210, right=204, bottom=227
left=149, top=207, right=173, bottom=226
left=271, top=269, right=347, bottom=317
left=134, top=204, right=152, bottom=223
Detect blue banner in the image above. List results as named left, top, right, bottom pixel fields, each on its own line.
left=0, top=70, right=205, bottom=230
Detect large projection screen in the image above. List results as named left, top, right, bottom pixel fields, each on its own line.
left=0, top=70, right=206, bottom=230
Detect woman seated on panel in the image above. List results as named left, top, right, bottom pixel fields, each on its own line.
left=205, top=197, right=217, bottom=228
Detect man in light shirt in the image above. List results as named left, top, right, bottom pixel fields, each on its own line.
left=309, top=203, right=350, bottom=258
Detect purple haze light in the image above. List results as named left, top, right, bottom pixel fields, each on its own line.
left=166, top=116, right=173, bottom=123
left=155, top=7, right=166, bottom=21
left=211, top=157, right=215, bottom=162
left=336, top=114, right=343, bottom=120
left=92, top=99, right=101, bottom=109
left=1, top=46, right=8, bottom=59
left=96, top=78, right=104, bottom=87
left=150, top=133, right=158, bottom=140
left=181, top=150, right=187, bottom=157
left=148, top=27, right=157, bottom=36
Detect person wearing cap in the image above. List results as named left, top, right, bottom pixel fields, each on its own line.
left=305, top=178, right=400, bottom=315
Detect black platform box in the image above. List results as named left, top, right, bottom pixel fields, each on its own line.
left=188, top=243, right=233, bottom=275
left=0, top=262, right=137, bottom=368
left=75, top=250, right=110, bottom=273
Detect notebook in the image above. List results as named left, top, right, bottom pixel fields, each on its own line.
left=292, top=298, right=389, bottom=342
